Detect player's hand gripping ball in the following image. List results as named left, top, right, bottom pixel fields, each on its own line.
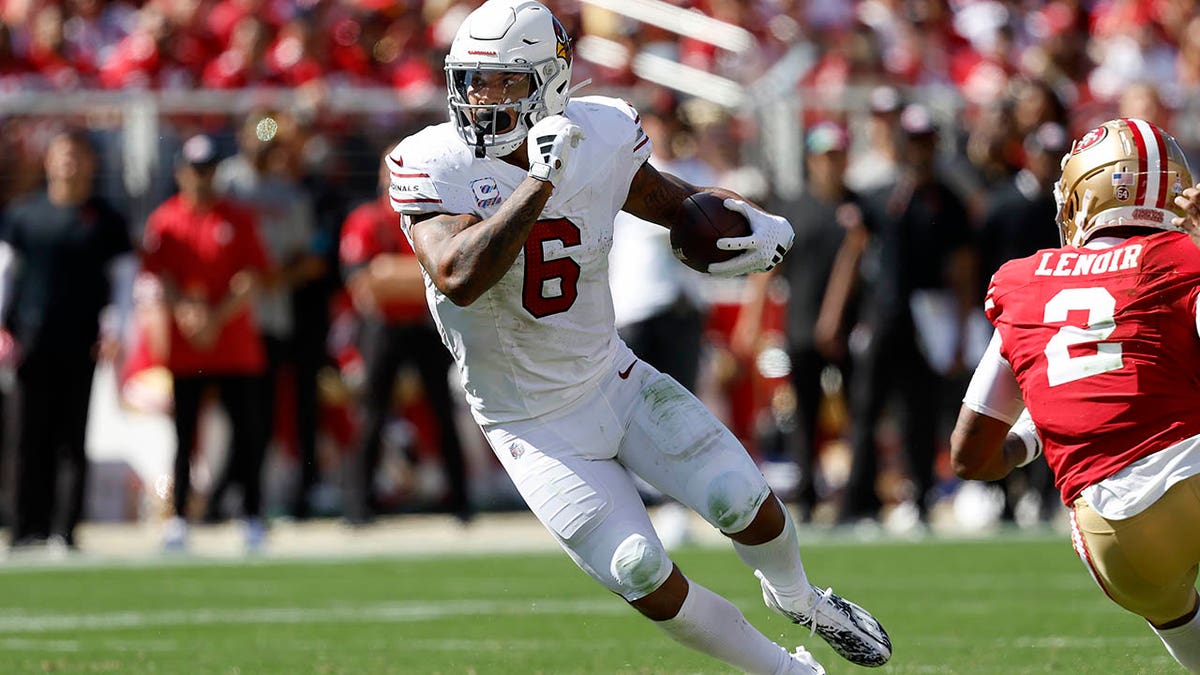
left=670, top=192, right=752, bottom=273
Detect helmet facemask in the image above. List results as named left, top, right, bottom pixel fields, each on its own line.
left=446, top=61, right=557, bottom=159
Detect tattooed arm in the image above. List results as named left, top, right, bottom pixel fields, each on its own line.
left=408, top=178, right=554, bottom=306
left=621, top=161, right=742, bottom=228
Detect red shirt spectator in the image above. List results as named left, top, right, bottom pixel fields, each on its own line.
left=142, top=193, right=269, bottom=375
left=339, top=195, right=426, bottom=323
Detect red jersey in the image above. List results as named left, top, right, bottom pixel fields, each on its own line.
left=986, top=231, right=1200, bottom=503
left=142, top=196, right=270, bottom=376
left=339, top=197, right=427, bottom=323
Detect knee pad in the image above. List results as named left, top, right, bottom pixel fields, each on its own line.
left=610, top=533, right=672, bottom=601
left=706, top=470, right=769, bottom=533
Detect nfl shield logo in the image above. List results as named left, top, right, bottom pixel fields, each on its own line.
left=509, top=443, right=524, bottom=459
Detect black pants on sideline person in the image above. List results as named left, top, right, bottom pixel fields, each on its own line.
left=10, top=346, right=96, bottom=547
left=288, top=334, right=322, bottom=518
left=344, top=319, right=468, bottom=523
left=206, top=337, right=288, bottom=522
left=841, top=313, right=939, bottom=523
left=172, top=375, right=264, bottom=520
left=205, top=333, right=323, bottom=521
left=289, top=281, right=331, bottom=519
left=787, top=344, right=851, bottom=520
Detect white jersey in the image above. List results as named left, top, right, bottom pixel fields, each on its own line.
left=387, top=96, right=654, bottom=425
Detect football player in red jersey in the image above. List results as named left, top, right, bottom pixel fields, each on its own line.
left=951, top=118, right=1200, bottom=672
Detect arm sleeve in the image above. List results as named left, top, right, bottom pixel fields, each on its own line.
left=962, top=329, right=1025, bottom=424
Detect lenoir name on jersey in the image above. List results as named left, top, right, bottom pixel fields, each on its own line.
left=1032, top=243, right=1142, bottom=277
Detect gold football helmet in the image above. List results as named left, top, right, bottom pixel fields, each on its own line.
left=1055, top=118, right=1194, bottom=245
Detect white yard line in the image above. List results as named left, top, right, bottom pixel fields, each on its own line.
left=0, top=599, right=624, bottom=634
left=0, top=638, right=178, bottom=652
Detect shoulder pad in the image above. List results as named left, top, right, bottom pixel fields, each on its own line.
left=387, top=125, right=474, bottom=216
left=567, top=96, right=652, bottom=162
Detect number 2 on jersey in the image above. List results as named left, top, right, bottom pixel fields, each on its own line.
left=522, top=218, right=580, bottom=318
left=1043, top=287, right=1123, bottom=386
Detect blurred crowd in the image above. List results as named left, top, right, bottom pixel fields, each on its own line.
left=0, top=0, right=1197, bottom=109
left=0, top=0, right=1199, bottom=552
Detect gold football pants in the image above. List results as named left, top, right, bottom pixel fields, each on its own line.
left=1071, top=474, right=1200, bottom=625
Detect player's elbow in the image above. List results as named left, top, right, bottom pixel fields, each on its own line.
left=431, top=269, right=483, bottom=306
left=435, top=277, right=479, bottom=306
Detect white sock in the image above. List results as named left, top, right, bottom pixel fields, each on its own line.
left=733, top=499, right=810, bottom=598
left=656, top=581, right=794, bottom=675
left=1154, top=609, right=1200, bottom=673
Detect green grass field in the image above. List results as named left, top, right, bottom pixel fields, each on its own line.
left=0, top=533, right=1175, bottom=674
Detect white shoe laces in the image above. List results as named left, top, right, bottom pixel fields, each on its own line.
left=804, top=586, right=836, bottom=638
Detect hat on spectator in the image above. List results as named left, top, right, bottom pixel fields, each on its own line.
left=899, top=103, right=937, bottom=136
left=177, top=134, right=219, bottom=169
left=806, top=122, right=849, bottom=155
left=1025, top=122, right=1069, bottom=156
left=869, top=85, right=903, bottom=115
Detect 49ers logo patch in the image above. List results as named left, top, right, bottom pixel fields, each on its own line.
left=1073, top=126, right=1107, bottom=154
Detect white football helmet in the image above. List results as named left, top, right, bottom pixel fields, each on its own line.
left=445, top=0, right=574, bottom=158
left=1055, top=118, right=1194, bottom=246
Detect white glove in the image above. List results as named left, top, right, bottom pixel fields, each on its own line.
left=527, top=115, right=584, bottom=187
left=707, top=199, right=795, bottom=277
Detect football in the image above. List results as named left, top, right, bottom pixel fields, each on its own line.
left=670, top=192, right=752, bottom=273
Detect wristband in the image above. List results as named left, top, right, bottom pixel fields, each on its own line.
left=528, top=162, right=553, bottom=183
left=1011, top=409, right=1042, bottom=467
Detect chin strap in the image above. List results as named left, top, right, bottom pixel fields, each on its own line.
left=565, top=78, right=592, bottom=98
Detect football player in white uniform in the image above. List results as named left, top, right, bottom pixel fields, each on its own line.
left=388, top=2, right=891, bottom=673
